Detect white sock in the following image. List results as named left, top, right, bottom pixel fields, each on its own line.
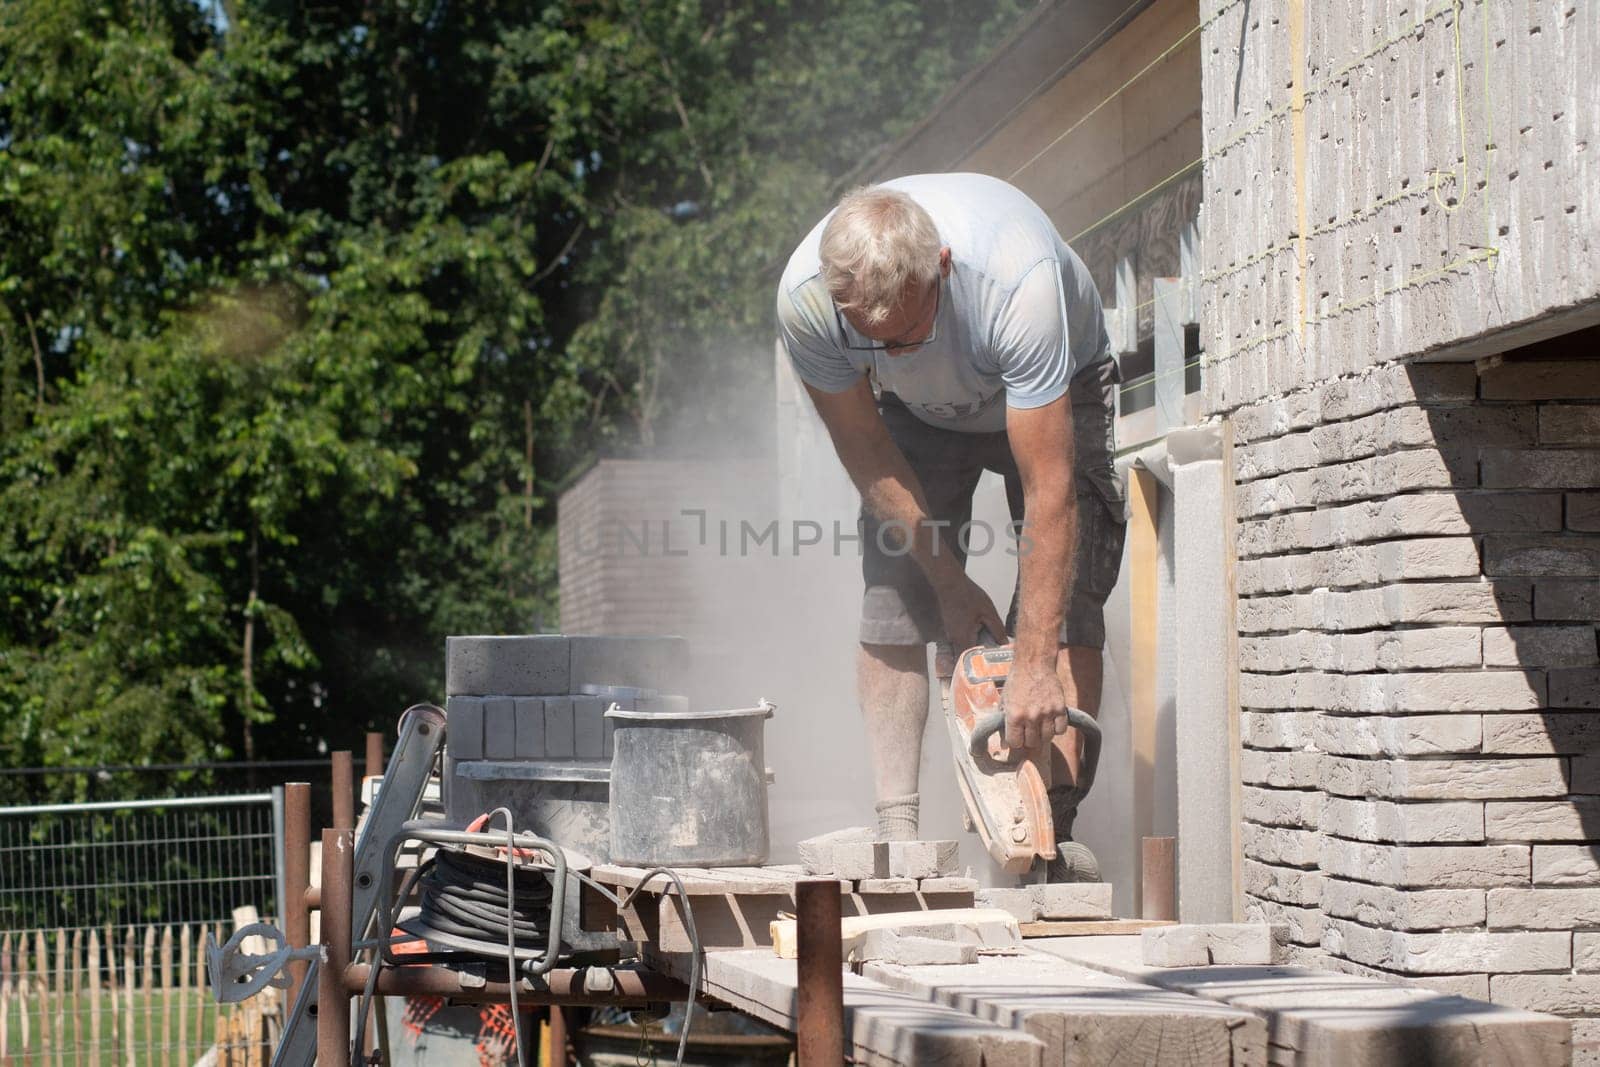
left=875, top=793, right=920, bottom=841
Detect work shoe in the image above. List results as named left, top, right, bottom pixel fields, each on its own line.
left=1045, top=784, right=1102, bottom=883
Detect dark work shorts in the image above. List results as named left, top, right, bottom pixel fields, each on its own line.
left=858, top=356, right=1128, bottom=649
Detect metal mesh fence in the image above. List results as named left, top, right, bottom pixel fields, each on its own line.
left=0, top=794, right=282, bottom=1063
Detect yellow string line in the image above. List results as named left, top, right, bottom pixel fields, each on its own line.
left=1008, top=22, right=1204, bottom=183
left=1069, top=157, right=1203, bottom=244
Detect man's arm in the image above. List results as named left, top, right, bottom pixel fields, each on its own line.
left=1001, top=393, right=1077, bottom=749
left=804, top=378, right=1006, bottom=648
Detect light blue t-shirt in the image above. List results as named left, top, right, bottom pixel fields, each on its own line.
left=777, top=173, right=1109, bottom=433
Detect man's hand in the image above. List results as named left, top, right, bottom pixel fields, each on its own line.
left=934, top=572, right=1008, bottom=654
left=1002, top=659, right=1070, bottom=750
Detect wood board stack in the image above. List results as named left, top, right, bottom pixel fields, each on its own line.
left=579, top=863, right=978, bottom=952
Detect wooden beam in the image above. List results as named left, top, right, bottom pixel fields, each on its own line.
left=1127, top=466, right=1161, bottom=917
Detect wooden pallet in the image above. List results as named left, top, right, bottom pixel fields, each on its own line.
left=582, top=863, right=978, bottom=951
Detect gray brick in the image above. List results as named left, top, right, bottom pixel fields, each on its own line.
left=1486, top=534, right=1600, bottom=576
left=1552, top=668, right=1600, bottom=708
left=1481, top=359, right=1600, bottom=400
left=1322, top=878, right=1486, bottom=931
left=1242, top=823, right=1320, bottom=867
left=1321, top=755, right=1567, bottom=800
left=568, top=635, right=689, bottom=691
left=1243, top=898, right=1324, bottom=946
left=885, top=840, right=959, bottom=879
left=1484, top=713, right=1600, bottom=755
left=1141, top=925, right=1209, bottom=966
left=1489, top=888, right=1600, bottom=928
left=1536, top=846, right=1600, bottom=886
left=831, top=841, right=887, bottom=881
left=1492, top=974, right=1600, bottom=1014
left=447, top=695, right=484, bottom=760
left=1326, top=919, right=1568, bottom=974
left=1575, top=932, right=1600, bottom=971
left=1242, top=859, right=1323, bottom=907
left=1487, top=798, right=1600, bottom=839
left=1537, top=580, right=1600, bottom=619
left=1320, top=362, right=1478, bottom=420
left=446, top=635, right=570, bottom=696
left=482, top=697, right=516, bottom=758
left=1313, top=713, right=1482, bottom=757
left=974, top=887, right=1037, bottom=922
left=1241, top=749, right=1320, bottom=789
left=1569, top=492, right=1600, bottom=531
left=1484, top=625, right=1598, bottom=667
left=1542, top=406, right=1600, bottom=444
left=1241, top=786, right=1321, bottom=829
left=797, top=826, right=872, bottom=875
left=542, top=696, right=575, bottom=758
left=513, top=697, right=545, bottom=758
left=573, top=695, right=605, bottom=758
left=1576, top=754, right=1600, bottom=793
left=1483, top=449, right=1600, bottom=489
left=1318, top=797, right=1483, bottom=843
left=1319, top=838, right=1529, bottom=889
left=1030, top=882, right=1113, bottom=920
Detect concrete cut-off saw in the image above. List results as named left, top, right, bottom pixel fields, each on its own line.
left=940, top=629, right=1102, bottom=877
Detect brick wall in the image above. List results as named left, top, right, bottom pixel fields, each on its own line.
left=1231, top=340, right=1600, bottom=1039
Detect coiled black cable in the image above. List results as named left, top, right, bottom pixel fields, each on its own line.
left=409, top=844, right=556, bottom=956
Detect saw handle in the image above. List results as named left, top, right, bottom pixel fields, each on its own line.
left=969, top=707, right=1102, bottom=797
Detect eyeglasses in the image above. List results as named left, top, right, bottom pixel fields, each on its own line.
left=833, top=279, right=940, bottom=352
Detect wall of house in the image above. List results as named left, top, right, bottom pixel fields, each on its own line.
left=1201, top=0, right=1600, bottom=1044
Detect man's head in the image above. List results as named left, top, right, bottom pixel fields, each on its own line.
left=820, top=186, right=951, bottom=352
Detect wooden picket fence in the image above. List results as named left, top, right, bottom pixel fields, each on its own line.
left=0, top=923, right=278, bottom=1066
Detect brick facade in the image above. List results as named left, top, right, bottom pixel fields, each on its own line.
left=1231, top=345, right=1600, bottom=1019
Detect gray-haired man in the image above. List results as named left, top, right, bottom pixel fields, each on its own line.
left=776, top=172, right=1125, bottom=881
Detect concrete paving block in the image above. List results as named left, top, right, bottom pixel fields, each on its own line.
left=446, top=696, right=484, bottom=760
left=1031, top=882, right=1114, bottom=920
left=446, top=635, right=570, bottom=696
left=797, top=826, right=872, bottom=875
left=1142, top=925, right=1211, bottom=967
left=482, top=697, right=516, bottom=759
left=543, top=696, right=575, bottom=758
left=886, top=840, right=960, bottom=879
left=854, top=929, right=978, bottom=966
left=977, top=888, right=1040, bottom=923
left=573, top=695, right=605, bottom=759
left=569, top=635, right=689, bottom=692
left=513, top=697, right=545, bottom=758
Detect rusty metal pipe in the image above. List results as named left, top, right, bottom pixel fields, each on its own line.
left=340, top=963, right=688, bottom=1005
left=283, top=781, right=311, bottom=1011
left=365, top=731, right=384, bottom=780
left=319, top=827, right=354, bottom=1066
left=331, top=750, right=354, bottom=832
left=1142, top=835, right=1176, bottom=921
left=548, top=1005, right=571, bottom=1067
left=795, top=878, right=845, bottom=1067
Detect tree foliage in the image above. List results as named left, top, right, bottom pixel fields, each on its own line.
left=0, top=0, right=1027, bottom=799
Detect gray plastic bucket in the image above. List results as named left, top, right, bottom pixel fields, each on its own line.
left=607, top=701, right=773, bottom=867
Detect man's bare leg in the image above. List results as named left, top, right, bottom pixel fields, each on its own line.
left=858, top=641, right=930, bottom=839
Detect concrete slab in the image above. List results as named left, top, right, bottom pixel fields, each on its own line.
left=1036, top=935, right=1571, bottom=1065
left=446, top=634, right=570, bottom=695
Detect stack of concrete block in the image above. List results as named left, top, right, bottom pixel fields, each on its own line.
left=797, top=827, right=977, bottom=905
left=1141, top=923, right=1287, bottom=967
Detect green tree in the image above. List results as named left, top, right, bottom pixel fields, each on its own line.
left=0, top=0, right=1027, bottom=801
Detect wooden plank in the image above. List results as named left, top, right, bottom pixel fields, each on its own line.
left=36, top=930, right=51, bottom=1063
left=1, top=932, right=11, bottom=1063
left=140, top=925, right=154, bottom=1065
left=18, top=934, right=30, bottom=1054
left=178, top=926, right=191, bottom=1065
left=87, top=929, right=102, bottom=1067
left=69, top=929, right=82, bottom=1067
left=121, top=927, right=135, bottom=1066
left=53, top=929, right=66, bottom=1067
left=1020, top=919, right=1175, bottom=938
left=862, top=949, right=1266, bottom=1065
left=191, top=925, right=205, bottom=1060
left=1127, top=465, right=1161, bottom=918
left=647, top=947, right=1043, bottom=1066
left=159, top=926, right=173, bottom=1067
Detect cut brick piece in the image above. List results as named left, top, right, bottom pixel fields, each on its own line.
left=1205, top=923, right=1285, bottom=965
left=513, top=696, right=545, bottom=758
left=885, top=840, right=959, bottom=879
left=975, top=888, right=1039, bottom=923
left=831, top=842, right=888, bottom=881
left=1030, top=882, right=1113, bottom=920
left=853, top=930, right=978, bottom=966
left=1141, top=925, right=1209, bottom=967
left=446, top=635, right=570, bottom=696
left=796, top=826, right=872, bottom=876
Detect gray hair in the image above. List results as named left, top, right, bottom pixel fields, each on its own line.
left=818, top=186, right=941, bottom=327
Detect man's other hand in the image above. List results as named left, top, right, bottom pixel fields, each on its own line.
left=936, top=573, right=1008, bottom=653
left=1002, top=660, right=1069, bottom=750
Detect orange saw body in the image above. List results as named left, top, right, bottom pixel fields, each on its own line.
left=943, top=642, right=1056, bottom=874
